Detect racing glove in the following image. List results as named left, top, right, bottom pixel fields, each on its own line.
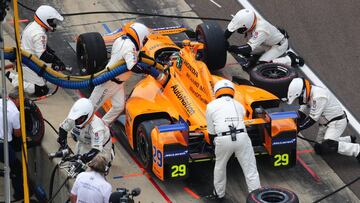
left=57, top=127, right=68, bottom=149
left=228, top=44, right=252, bottom=57
left=297, top=116, right=316, bottom=131
left=131, top=62, right=160, bottom=78
left=80, top=148, right=100, bottom=163
left=224, top=29, right=233, bottom=40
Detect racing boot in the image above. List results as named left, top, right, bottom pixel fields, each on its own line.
left=287, top=51, right=304, bottom=67
left=314, top=139, right=339, bottom=155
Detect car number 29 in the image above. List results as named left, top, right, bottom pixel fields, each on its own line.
left=274, top=153, right=289, bottom=166
left=171, top=164, right=186, bottom=177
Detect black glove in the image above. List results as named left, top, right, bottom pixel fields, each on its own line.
left=224, top=29, right=233, bottom=40
left=297, top=110, right=307, bottom=121
left=80, top=148, right=100, bottom=163
left=297, top=116, right=316, bottom=131
left=228, top=44, right=252, bottom=57
left=57, top=127, right=68, bottom=149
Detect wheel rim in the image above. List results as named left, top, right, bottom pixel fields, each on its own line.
left=136, top=128, right=150, bottom=166
left=257, top=190, right=289, bottom=203
left=260, top=65, right=289, bottom=79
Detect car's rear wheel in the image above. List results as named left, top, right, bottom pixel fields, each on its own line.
left=76, top=32, right=108, bottom=75
left=247, top=187, right=299, bottom=203
left=135, top=119, right=170, bottom=170
left=249, top=63, right=298, bottom=99
left=196, top=21, right=227, bottom=71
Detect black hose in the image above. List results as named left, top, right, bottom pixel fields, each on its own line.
left=18, top=1, right=231, bottom=22
left=313, top=176, right=360, bottom=203
left=48, top=164, right=59, bottom=200
left=44, top=118, right=59, bottom=135
left=48, top=177, right=70, bottom=203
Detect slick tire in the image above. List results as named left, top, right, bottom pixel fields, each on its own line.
left=12, top=99, right=45, bottom=151
left=196, top=21, right=227, bottom=71
left=135, top=119, right=170, bottom=171
left=247, top=186, right=299, bottom=203
left=76, top=32, right=108, bottom=75
left=249, top=63, right=298, bottom=99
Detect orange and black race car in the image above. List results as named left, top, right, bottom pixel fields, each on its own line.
left=76, top=21, right=298, bottom=181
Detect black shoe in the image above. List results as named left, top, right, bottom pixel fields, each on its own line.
left=351, top=135, right=357, bottom=143
left=5, top=71, right=12, bottom=82
left=287, top=51, right=304, bottom=67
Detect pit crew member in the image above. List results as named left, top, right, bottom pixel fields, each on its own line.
left=206, top=79, right=261, bottom=199
left=89, top=22, right=161, bottom=125
left=225, top=9, right=304, bottom=69
left=70, top=155, right=112, bottom=203
left=6, top=5, right=65, bottom=97
left=0, top=88, right=24, bottom=201
left=57, top=98, right=114, bottom=165
left=287, top=77, right=360, bottom=162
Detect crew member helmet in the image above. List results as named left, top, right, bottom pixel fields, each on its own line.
left=123, top=22, right=150, bottom=50
left=67, top=98, right=94, bottom=128
left=287, top=77, right=311, bottom=105
left=227, top=9, right=257, bottom=34
left=34, top=5, right=63, bottom=31
left=213, top=79, right=235, bottom=98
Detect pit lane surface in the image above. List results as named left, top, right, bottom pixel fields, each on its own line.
left=12, top=0, right=360, bottom=202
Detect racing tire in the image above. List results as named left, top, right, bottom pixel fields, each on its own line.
left=247, top=186, right=299, bottom=203
left=249, top=63, right=298, bottom=99
left=135, top=119, right=170, bottom=170
left=76, top=32, right=108, bottom=75
left=196, top=21, right=227, bottom=71
left=12, top=99, right=45, bottom=152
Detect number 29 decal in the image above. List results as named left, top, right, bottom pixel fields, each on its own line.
left=171, top=164, right=187, bottom=177
left=153, top=146, right=163, bottom=167
left=274, top=153, right=289, bottom=167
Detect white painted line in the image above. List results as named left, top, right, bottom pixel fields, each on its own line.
left=210, top=0, right=222, bottom=8
left=237, top=0, right=360, bottom=135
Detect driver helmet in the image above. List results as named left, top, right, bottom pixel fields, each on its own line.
left=123, top=22, right=150, bottom=50
left=287, top=77, right=311, bottom=105
left=214, top=79, right=235, bottom=98
left=227, top=9, right=257, bottom=34
left=34, top=5, right=63, bottom=31
left=67, top=98, right=94, bottom=128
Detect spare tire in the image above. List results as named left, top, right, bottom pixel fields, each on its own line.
left=249, top=63, right=298, bottom=98
left=11, top=99, right=45, bottom=151
left=247, top=187, right=299, bottom=203
left=76, top=32, right=108, bottom=75
left=196, top=21, right=227, bottom=71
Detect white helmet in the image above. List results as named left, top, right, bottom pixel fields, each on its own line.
left=67, top=98, right=94, bottom=128
left=214, top=79, right=235, bottom=98
left=35, top=5, right=63, bottom=31
left=287, top=78, right=311, bottom=105
left=123, top=22, right=150, bottom=50
left=227, top=9, right=257, bottom=33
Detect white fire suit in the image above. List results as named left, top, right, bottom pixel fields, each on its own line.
left=8, top=21, right=48, bottom=94
left=60, top=115, right=113, bottom=163
left=300, top=85, right=360, bottom=157
left=206, top=96, right=261, bottom=197
left=241, top=16, right=291, bottom=65
left=89, top=36, right=136, bottom=125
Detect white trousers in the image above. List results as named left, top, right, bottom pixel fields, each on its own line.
left=317, top=118, right=360, bottom=157
left=252, top=39, right=292, bottom=66
left=89, top=80, right=125, bottom=125
left=213, top=133, right=261, bottom=197
left=8, top=71, right=36, bottom=94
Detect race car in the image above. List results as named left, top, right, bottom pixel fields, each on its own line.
left=76, top=21, right=298, bottom=181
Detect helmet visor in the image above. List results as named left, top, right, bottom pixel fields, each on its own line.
left=75, top=114, right=88, bottom=126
